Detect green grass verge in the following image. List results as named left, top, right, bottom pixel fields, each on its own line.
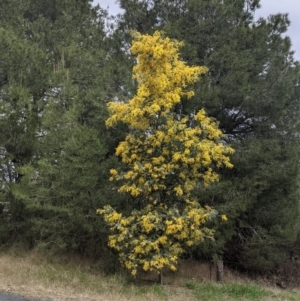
left=184, top=279, right=300, bottom=301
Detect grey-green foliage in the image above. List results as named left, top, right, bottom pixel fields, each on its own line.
left=116, top=0, right=300, bottom=271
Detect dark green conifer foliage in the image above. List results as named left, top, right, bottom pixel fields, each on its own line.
left=116, top=0, right=300, bottom=272
left=0, top=0, right=127, bottom=259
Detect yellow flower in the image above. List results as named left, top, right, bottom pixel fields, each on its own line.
left=221, top=215, right=228, bottom=222
left=174, top=185, right=183, bottom=196
left=110, top=169, right=118, bottom=176
left=131, top=269, right=137, bottom=276
left=143, top=261, right=150, bottom=271
left=158, top=235, right=168, bottom=245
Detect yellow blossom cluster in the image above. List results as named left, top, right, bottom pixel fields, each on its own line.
left=109, top=109, right=234, bottom=200
left=99, top=31, right=234, bottom=276
left=106, top=31, right=208, bottom=131
left=98, top=204, right=217, bottom=276
left=106, top=31, right=233, bottom=201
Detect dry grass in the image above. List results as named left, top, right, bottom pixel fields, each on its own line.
left=0, top=248, right=197, bottom=301
left=0, top=248, right=299, bottom=301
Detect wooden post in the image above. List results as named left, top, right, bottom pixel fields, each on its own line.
left=216, top=260, right=224, bottom=282
left=158, top=270, right=163, bottom=285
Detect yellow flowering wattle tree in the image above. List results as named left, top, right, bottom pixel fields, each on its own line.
left=98, top=31, right=234, bottom=277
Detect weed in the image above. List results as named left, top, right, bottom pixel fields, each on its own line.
left=185, top=279, right=197, bottom=290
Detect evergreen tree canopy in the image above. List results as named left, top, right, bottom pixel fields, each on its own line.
left=115, top=0, right=300, bottom=271
left=0, top=0, right=128, bottom=257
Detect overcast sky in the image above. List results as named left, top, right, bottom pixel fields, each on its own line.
left=94, top=0, right=300, bottom=60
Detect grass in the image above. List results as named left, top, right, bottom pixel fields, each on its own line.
left=0, top=248, right=299, bottom=301
left=185, top=280, right=270, bottom=300
left=184, top=279, right=300, bottom=301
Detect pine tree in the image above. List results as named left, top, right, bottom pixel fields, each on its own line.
left=0, top=0, right=128, bottom=255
